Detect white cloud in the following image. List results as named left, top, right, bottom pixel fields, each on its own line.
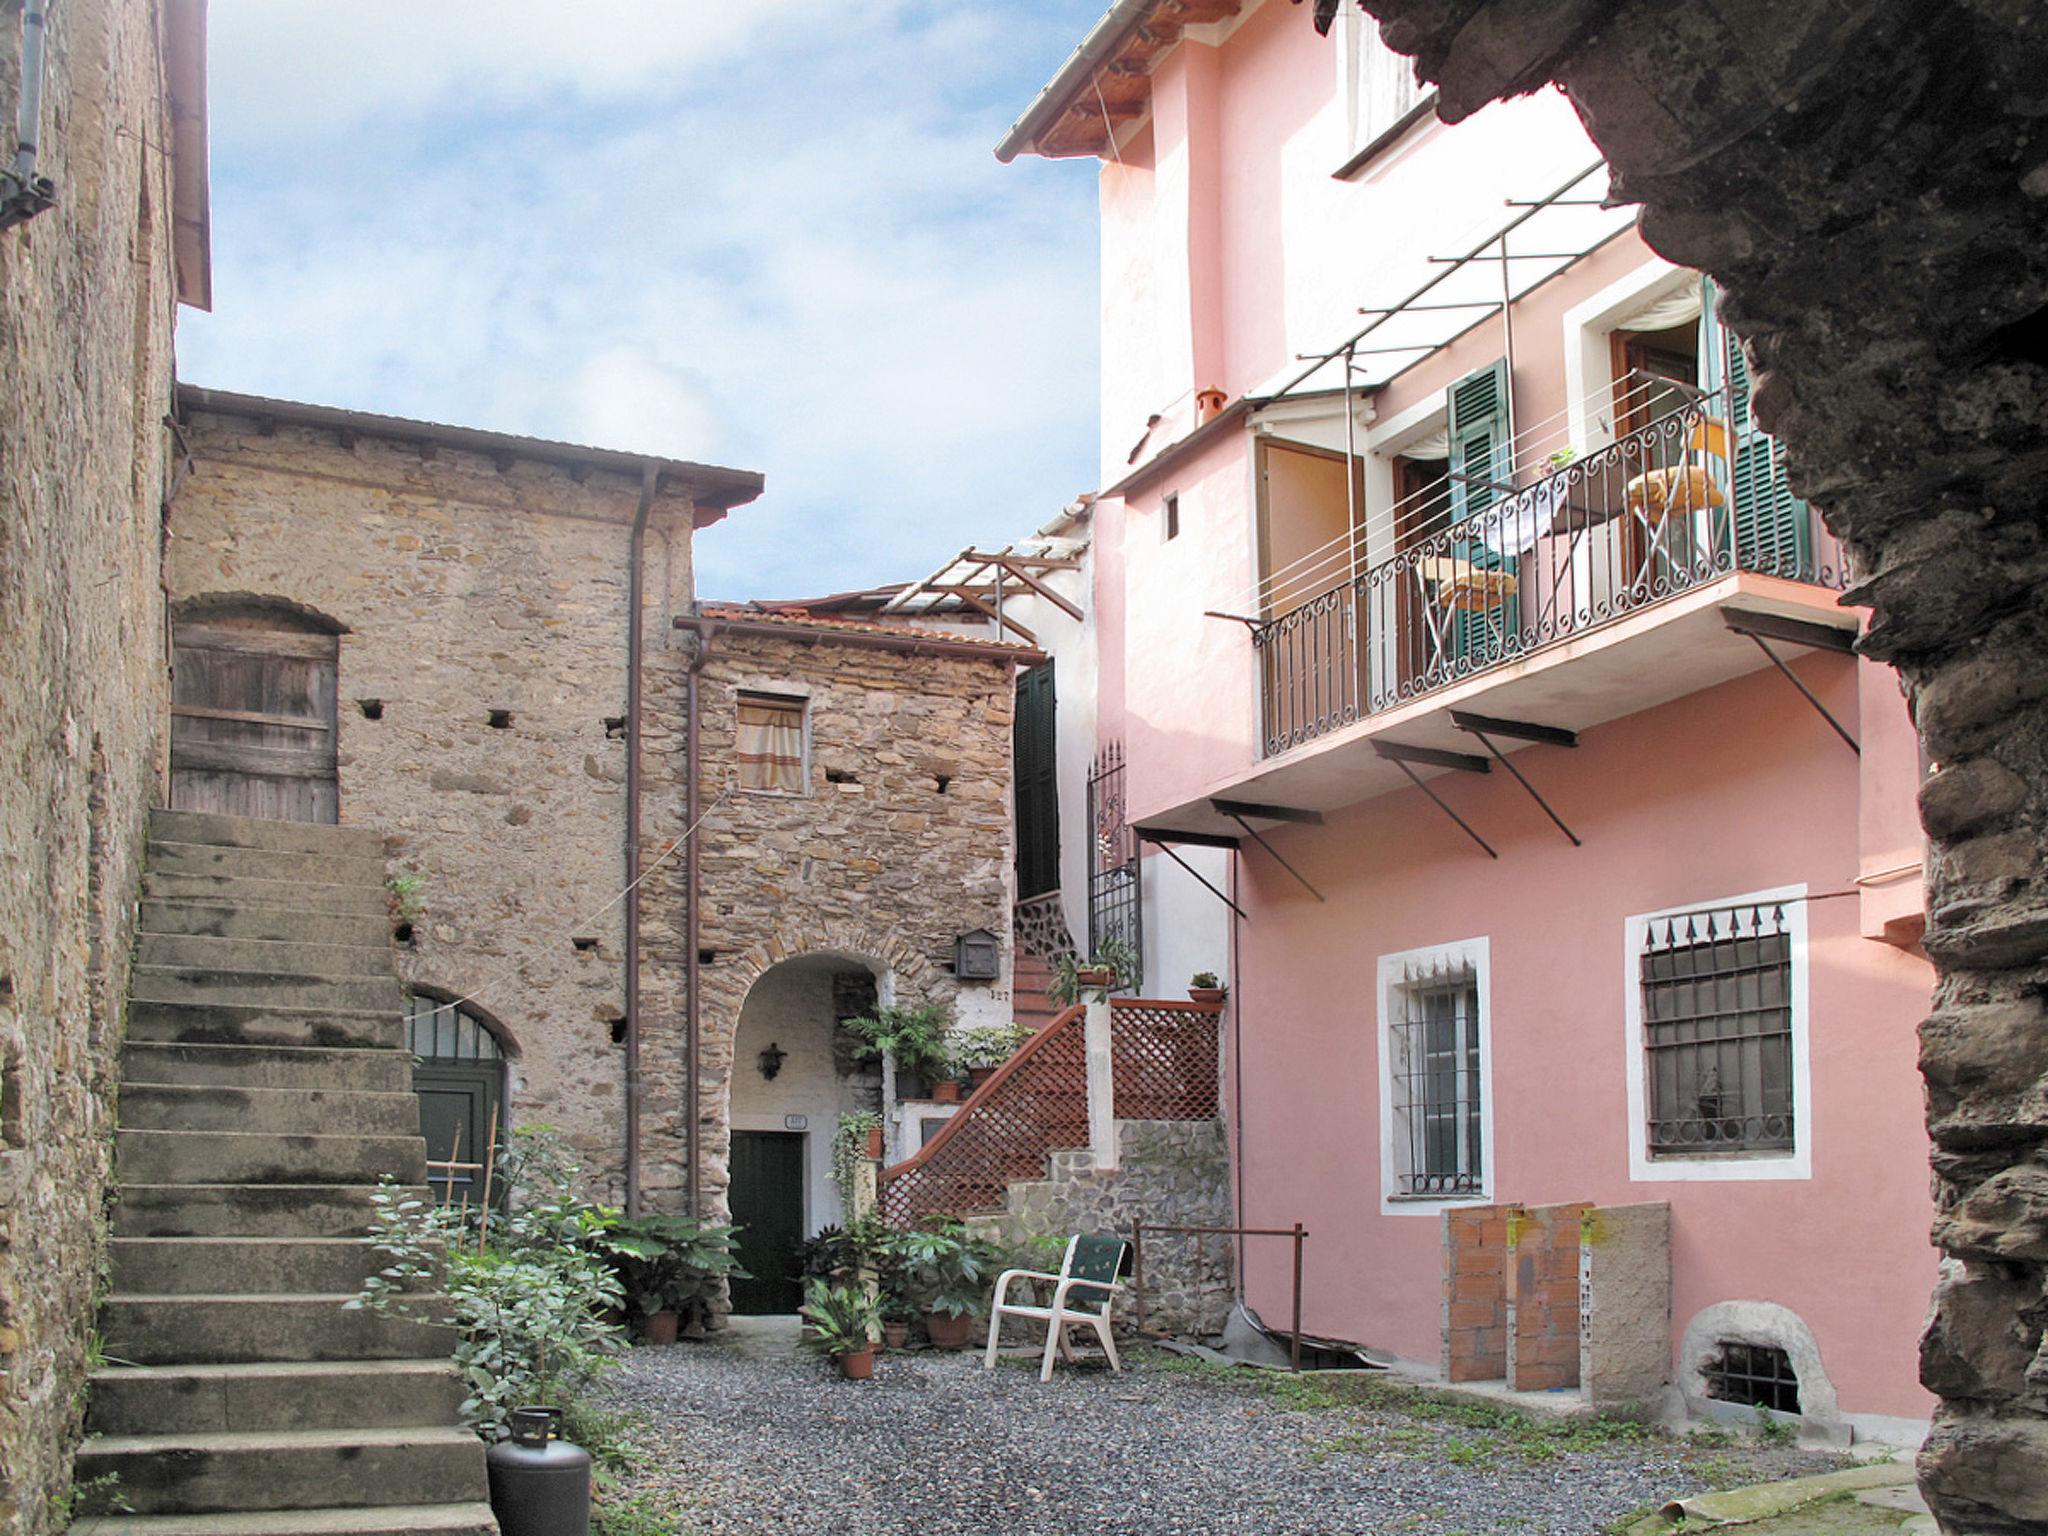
left=182, top=3, right=1106, bottom=598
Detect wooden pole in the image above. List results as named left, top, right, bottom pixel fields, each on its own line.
left=475, top=1103, right=500, bottom=1254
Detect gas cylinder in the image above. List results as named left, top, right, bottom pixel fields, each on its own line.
left=485, top=1406, right=592, bottom=1536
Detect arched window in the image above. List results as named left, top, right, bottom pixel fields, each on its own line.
left=407, top=992, right=509, bottom=1204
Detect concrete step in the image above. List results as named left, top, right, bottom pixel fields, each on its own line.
left=71, top=1501, right=498, bottom=1536
left=118, top=1129, right=426, bottom=1187
left=139, top=900, right=395, bottom=948
left=149, top=841, right=389, bottom=888
left=125, top=1000, right=401, bottom=1051
left=138, top=934, right=395, bottom=978
left=100, top=1294, right=456, bottom=1366
left=118, top=1084, right=419, bottom=1137
left=88, top=1358, right=468, bottom=1436
left=114, top=1184, right=422, bottom=1239
left=111, top=1237, right=406, bottom=1296
left=129, top=966, right=404, bottom=1015
left=73, top=1426, right=487, bottom=1516
left=119, top=1042, right=412, bottom=1094
left=149, top=809, right=388, bottom=860
left=141, top=871, right=391, bottom=916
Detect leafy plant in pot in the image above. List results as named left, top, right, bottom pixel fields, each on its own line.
left=1187, top=971, right=1228, bottom=1006
left=947, top=1022, right=1025, bottom=1091
left=888, top=1221, right=996, bottom=1350
left=799, top=1278, right=882, bottom=1380
left=840, top=1002, right=960, bottom=1100
left=603, top=1214, right=748, bottom=1345
left=1049, top=936, right=1138, bottom=1009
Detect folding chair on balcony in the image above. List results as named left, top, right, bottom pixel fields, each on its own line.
left=983, top=1233, right=1128, bottom=1382
left=1625, top=416, right=1729, bottom=571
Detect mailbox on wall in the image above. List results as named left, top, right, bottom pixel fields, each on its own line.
left=953, top=928, right=1000, bottom=981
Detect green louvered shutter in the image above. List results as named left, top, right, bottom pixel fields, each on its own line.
left=1700, top=277, right=1811, bottom=579
left=1445, top=359, right=1517, bottom=664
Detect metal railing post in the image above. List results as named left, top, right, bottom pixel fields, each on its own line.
left=1132, top=1217, right=1146, bottom=1337
left=1291, top=1221, right=1305, bottom=1374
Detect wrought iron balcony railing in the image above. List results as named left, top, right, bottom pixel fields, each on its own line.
left=1253, top=402, right=1850, bottom=757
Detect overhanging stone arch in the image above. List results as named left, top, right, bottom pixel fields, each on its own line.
left=1336, top=2, right=2048, bottom=1527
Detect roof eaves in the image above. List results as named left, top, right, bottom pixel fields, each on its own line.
left=995, top=0, right=1156, bottom=163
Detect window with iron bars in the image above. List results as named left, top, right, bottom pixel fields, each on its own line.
left=1701, top=1341, right=1802, bottom=1415
left=1386, top=958, right=1485, bottom=1199
left=1640, top=902, right=1795, bottom=1156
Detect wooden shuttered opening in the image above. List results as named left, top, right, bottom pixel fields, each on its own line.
left=170, top=610, right=340, bottom=824
left=1699, top=277, right=1812, bottom=578
left=1013, top=661, right=1060, bottom=900
left=1444, top=359, right=1518, bottom=662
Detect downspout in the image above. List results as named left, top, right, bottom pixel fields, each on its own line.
left=623, top=463, right=657, bottom=1219
left=683, top=620, right=715, bottom=1219
left=0, top=0, right=56, bottom=231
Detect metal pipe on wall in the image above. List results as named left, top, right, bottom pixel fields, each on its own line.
left=622, top=463, right=657, bottom=1219
left=0, top=0, right=57, bottom=231
left=683, top=622, right=715, bottom=1219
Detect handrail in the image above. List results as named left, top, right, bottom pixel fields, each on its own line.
left=879, top=1002, right=1087, bottom=1188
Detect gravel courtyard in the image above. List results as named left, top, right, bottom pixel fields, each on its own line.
left=598, top=1324, right=1856, bottom=1536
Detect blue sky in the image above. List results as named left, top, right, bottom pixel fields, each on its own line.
left=181, top=3, right=1107, bottom=600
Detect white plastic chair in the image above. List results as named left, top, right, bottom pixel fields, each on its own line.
left=983, top=1234, right=1128, bottom=1382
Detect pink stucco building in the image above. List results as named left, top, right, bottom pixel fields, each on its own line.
left=1003, top=0, right=1935, bottom=1441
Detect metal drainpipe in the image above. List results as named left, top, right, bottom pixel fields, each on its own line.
left=683, top=621, right=714, bottom=1219
left=0, top=0, right=56, bottom=231
left=623, top=463, right=657, bottom=1219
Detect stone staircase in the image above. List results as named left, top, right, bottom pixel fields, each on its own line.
left=72, top=808, right=495, bottom=1536
left=1012, top=946, right=1062, bottom=1034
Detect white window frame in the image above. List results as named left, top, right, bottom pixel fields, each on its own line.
left=1377, top=935, right=1493, bottom=1216
left=1623, top=883, right=1811, bottom=1183
left=1337, top=6, right=1438, bottom=168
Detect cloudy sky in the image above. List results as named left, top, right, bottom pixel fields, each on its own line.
left=180, top=3, right=1106, bottom=600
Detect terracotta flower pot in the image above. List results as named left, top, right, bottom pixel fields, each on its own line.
left=924, top=1310, right=976, bottom=1350
left=883, top=1320, right=910, bottom=1350
left=1075, top=965, right=1115, bottom=988
left=966, top=1065, right=997, bottom=1090
left=932, top=1079, right=963, bottom=1104
left=639, top=1310, right=679, bottom=1346
left=1188, top=987, right=1226, bottom=1006
left=865, top=1125, right=884, bottom=1159
left=839, top=1348, right=875, bottom=1381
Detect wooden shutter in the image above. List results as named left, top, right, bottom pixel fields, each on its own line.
left=1700, top=277, right=1811, bottom=578
left=170, top=613, right=339, bottom=824
left=1444, top=360, right=1518, bottom=663
left=1013, top=663, right=1060, bottom=899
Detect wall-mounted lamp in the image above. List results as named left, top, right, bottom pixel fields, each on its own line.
left=758, top=1041, right=787, bottom=1081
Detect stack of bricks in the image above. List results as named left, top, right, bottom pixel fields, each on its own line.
left=1506, top=1201, right=1593, bottom=1391
left=1441, top=1206, right=1511, bottom=1381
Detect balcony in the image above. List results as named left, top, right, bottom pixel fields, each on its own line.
left=1255, top=401, right=1849, bottom=755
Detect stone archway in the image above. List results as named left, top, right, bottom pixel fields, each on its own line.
left=1337, top=2, right=2048, bottom=1527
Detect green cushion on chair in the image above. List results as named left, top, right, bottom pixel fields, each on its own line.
left=1065, top=1234, right=1126, bottom=1310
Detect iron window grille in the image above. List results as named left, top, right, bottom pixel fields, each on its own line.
left=1086, top=742, right=1142, bottom=982
left=1701, top=1341, right=1802, bottom=1415
left=1640, top=902, right=1794, bottom=1156
left=1388, top=959, right=1483, bottom=1198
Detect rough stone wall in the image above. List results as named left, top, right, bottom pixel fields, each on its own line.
left=978, top=1119, right=1234, bottom=1339
left=166, top=410, right=697, bottom=1201
left=1345, top=2, right=2048, bottom=1527
left=0, top=1, right=184, bottom=1528
left=641, top=627, right=1019, bottom=1220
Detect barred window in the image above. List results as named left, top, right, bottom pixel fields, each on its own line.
left=1640, top=902, right=1794, bottom=1156
left=1386, top=955, right=1485, bottom=1199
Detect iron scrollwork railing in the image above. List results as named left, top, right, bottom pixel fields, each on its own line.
left=1254, top=403, right=1850, bottom=756
left=1087, top=742, right=1141, bottom=977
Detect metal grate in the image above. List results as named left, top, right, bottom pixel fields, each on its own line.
left=1087, top=742, right=1142, bottom=980
left=1111, top=1000, right=1223, bottom=1122
left=406, top=994, right=503, bottom=1062
left=1702, top=1341, right=1801, bottom=1414
left=1388, top=962, right=1482, bottom=1198
left=1641, top=903, right=1793, bottom=1154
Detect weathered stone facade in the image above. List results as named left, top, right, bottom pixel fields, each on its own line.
left=649, top=616, right=1025, bottom=1223
left=977, top=1119, right=1234, bottom=1340
left=0, top=2, right=197, bottom=1527
left=165, top=393, right=735, bottom=1203
left=1346, top=3, right=2048, bottom=1527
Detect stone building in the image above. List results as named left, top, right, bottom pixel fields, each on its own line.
left=0, top=1, right=207, bottom=1527
left=164, top=390, right=1038, bottom=1302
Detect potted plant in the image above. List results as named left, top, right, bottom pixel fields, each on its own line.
left=603, top=1213, right=749, bottom=1344
left=889, top=1222, right=994, bottom=1350
left=1187, top=971, right=1227, bottom=1006
left=799, top=1278, right=881, bottom=1380
left=947, top=1022, right=1025, bottom=1090
left=840, top=1002, right=955, bottom=1097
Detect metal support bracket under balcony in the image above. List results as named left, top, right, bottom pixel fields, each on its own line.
left=1450, top=710, right=1583, bottom=847
left=1723, top=611, right=1860, bottom=756
left=1136, top=828, right=1248, bottom=919
left=1371, top=742, right=1498, bottom=860
left=1212, top=800, right=1325, bottom=903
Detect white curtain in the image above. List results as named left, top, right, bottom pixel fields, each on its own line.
left=1616, top=281, right=1703, bottom=334
left=737, top=698, right=805, bottom=794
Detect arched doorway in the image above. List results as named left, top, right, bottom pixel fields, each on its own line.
left=170, top=599, right=343, bottom=823
left=406, top=991, right=511, bottom=1204
left=726, top=955, right=883, bottom=1314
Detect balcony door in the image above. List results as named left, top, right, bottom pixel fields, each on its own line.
left=1700, top=278, right=1813, bottom=579
left=1014, top=661, right=1059, bottom=900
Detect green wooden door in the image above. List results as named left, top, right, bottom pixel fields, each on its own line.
left=1700, top=277, right=1812, bottom=578
left=1013, top=661, right=1060, bottom=899
left=728, top=1131, right=806, bottom=1314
